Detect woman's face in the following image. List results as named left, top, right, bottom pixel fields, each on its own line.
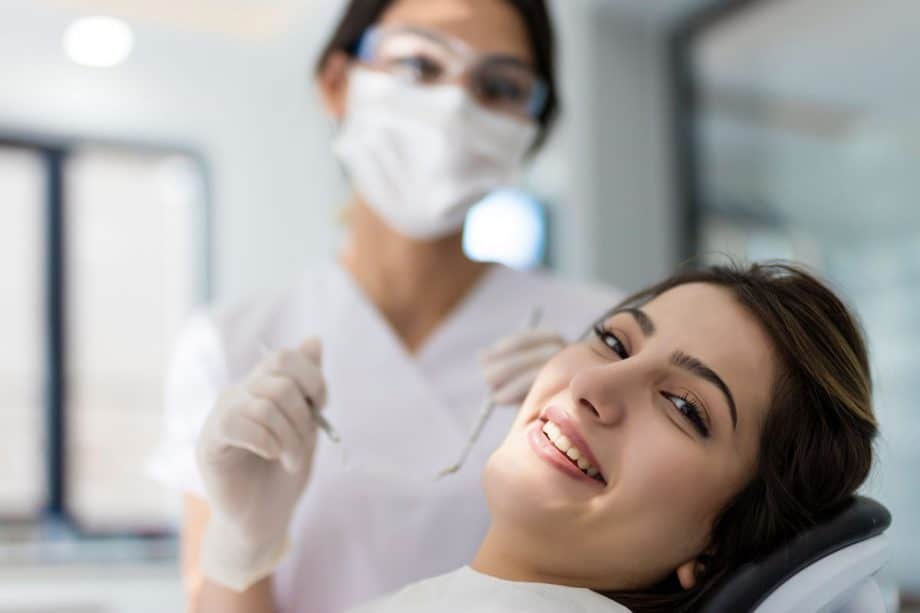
left=320, top=0, right=534, bottom=118
left=482, top=283, right=778, bottom=591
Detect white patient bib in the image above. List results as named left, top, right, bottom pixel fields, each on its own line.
left=348, top=566, right=631, bottom=613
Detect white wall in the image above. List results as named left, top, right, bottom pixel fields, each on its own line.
left=0, top=1, right=347, bottom=302
left=586, top=9, right=679, bottom=291
left=0, top=0, right=678, bottom=304
left=498, top=1, right=680, bottom=292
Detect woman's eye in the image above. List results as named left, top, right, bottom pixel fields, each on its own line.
left=593, top=325, right=629, bottom=360
left=476, top=74, right=525, bottom=103
left=664, top=393, right=710, bottom=439
left=391, top=55, right=442, bottom=81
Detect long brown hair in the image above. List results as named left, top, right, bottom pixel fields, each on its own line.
left=600, top=262, right=877, bottom=612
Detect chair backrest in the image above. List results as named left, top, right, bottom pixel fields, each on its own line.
left=699, top=496, right=891, bottom=613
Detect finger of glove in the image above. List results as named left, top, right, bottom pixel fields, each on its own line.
left=480, top=330, right=565, bottom=361
left=248, top=375, right=316, bottom=445
left=298, top=337, right=323, bottom=368
left=218, top=412, right=282, bottom=462
left=493, top=369, right=540, bottom=405
left=258, top=348, right=328, bottom=410
left=240, top=397, right=305, bottom=473
left=481, top=343, right=561, bottom=390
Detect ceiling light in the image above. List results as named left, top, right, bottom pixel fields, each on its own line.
left=63, top=16, right=134, bottom=68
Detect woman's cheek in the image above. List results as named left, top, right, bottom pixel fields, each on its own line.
left=514, top=351, right=577, bottom=426
left=626, top=432, right=702, bottom=498
left=649, top=453, right=724, bottom=528
left=514, top=375, right=552, bottom=427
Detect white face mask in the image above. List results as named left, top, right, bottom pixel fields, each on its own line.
left=333, top=67, right=538, bottom=240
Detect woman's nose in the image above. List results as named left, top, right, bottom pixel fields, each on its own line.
left=568, top=363, right=630, bottom=426
left=578, top=397, right=601, bottom=419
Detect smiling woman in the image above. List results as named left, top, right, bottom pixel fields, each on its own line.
left=463, top=262, right=877, bottom=612
left=183, top=256, right=875, bottom=612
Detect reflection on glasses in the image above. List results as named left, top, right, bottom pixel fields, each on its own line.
left=355, top=26, right=548, bottom=120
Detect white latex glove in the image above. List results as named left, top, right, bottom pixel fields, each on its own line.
left=479, top=329, right=566, bottom=405
left=195, top=338, right=327, bottom=592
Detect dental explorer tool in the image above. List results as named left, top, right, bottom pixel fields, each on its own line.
left=436, top=307, right=543, bottom=479
left=258, top=342, right=341, bottom=444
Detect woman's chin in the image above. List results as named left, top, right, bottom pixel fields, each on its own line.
left=483, top=430, right=595, bottom=524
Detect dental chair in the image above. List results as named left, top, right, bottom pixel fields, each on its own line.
left=701, top=496, right=892, bottom=613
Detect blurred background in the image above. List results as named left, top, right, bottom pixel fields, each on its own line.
left=0, top=0, right=917, bottom=611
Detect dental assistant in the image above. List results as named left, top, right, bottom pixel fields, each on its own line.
left=150, top=1, right=620, bottom=612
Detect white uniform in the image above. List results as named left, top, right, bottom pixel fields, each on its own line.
left=150, top=260, right=621, bottom=613
left=347, top=566, right=631, bottom=613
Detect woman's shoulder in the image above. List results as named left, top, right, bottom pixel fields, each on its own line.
left=210, top=263, right=332, bottom=328
left=177, top=262, right=335, bottom=378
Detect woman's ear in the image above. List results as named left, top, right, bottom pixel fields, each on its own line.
left=317, top=51, right=351, bottom=119
left=676, top=551, right=713, bottom=590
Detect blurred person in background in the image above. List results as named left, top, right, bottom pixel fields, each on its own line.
left=149, top=1, right=622, bottom=612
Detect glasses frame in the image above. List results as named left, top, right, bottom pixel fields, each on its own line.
left=354, top=25, right=549, bottom=120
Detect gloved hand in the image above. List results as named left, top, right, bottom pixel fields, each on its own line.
left=196, top=338, right=327, bottom=592
left=479, top=329, right=566, bottom=405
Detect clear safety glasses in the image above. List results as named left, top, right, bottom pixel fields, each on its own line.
left=355, top=26, right=549, bottom=120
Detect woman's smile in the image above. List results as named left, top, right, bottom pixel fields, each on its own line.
left=526, top=419, right=607, bottom=489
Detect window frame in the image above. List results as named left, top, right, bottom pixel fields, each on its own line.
left=0, top=131, right=213, bottom=537
left=666, top=0, right=773, bottom=262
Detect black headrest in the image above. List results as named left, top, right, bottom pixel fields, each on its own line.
left=699, top=496, right=891, bottom=612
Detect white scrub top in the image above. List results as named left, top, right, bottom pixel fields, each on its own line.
left=150, top=260, right=621, bottom=613
left=347, top=566, right=631, bottom=613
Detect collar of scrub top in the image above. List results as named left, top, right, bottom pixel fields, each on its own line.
left=352, top=25, right=549, bottom=120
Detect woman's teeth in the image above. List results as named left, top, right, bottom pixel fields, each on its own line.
left=541, top=421, right=604, bottom=483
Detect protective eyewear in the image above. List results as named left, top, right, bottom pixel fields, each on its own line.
left=355, top=26, right=548, bottom=120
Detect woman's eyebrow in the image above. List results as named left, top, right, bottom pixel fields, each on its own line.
left=615, top=307, right=738, bottom=430
left=671, top=351, right=738, bottom=430
left=620, top=308, right=656, bottom=336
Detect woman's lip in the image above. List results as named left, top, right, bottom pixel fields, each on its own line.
left=539, top=405, right=604, bottom=475
left=527, top=421, right=604, bottom=489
